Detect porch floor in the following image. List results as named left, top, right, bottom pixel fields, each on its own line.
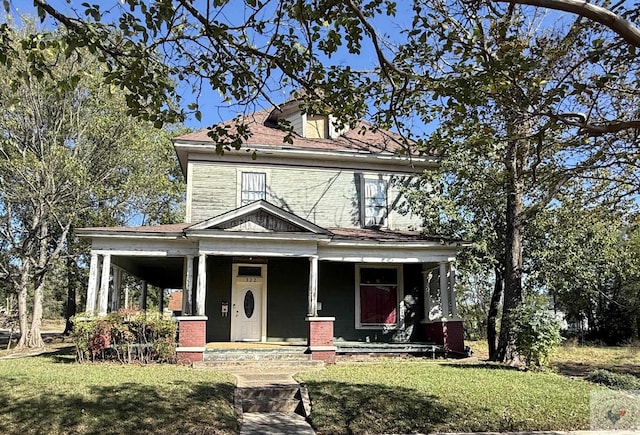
left=205, top=342, right=307, bottom=350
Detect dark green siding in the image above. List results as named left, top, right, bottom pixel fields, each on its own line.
left=266, top=258, right=308, bottom=341
left=319, top=261, right=427, bottom=343
left=205, top=257, right=232, bottom=342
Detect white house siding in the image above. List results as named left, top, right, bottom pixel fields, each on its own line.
left=188, top=161, right=422, bottom=230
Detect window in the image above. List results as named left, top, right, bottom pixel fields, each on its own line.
left=306, top=114, right=328, bottom=139
left=362, top=176, right=388, bottom=227
left=241, top=172, right=266, bottom=205
left=356, top=265, right=402, bottom=329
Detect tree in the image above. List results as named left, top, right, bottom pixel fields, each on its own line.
left=394, top=1, right=640, bottom=361
left=3, top=1, right=640, bottom=359
left=528, top=194, right=640, bottom=344
left=0, top=27, right=184, bottom=348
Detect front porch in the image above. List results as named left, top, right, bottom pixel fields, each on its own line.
left=77, top=201, right=467, bottom=364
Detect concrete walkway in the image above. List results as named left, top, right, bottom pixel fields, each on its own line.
left=231, top=368, right=317, bottom=435
left=240, top=412, right=315, bottom=435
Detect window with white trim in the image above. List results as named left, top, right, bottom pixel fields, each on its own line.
left=362, top=175, right=388, bottom=227
left=355, top=265, right=402, bottom=329
left=240, top=172, right=267, bottom=205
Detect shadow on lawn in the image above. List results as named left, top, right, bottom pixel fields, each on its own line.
left=303, top=380, right=452, bottom=435
left=553, top=360, right=640, bottom=378
left=440, top=361, right=523, bottom=371
left=0, top=381, right=237, bottom=435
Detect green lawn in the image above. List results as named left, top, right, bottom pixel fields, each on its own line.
left=0, top=348, right=237, bottom=435
left=0, top=342, right=631, bottom=435
left=298, top=360, right=600, bottom=434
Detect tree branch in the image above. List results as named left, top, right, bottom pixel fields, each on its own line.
left=493, top=0, right=640, bottom=48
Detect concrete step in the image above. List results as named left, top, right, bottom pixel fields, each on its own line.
left=241, top=398, right=303, bottom=413
left=204, top=351, right=311, bottom=362
left=237, top=385, right=300, bottom=401
left=194, top=360, right=324, bottom=371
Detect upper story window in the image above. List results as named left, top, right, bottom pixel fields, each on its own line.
left=241, top=172, right=266, bottom=205
left=362, top=175, right=388, bottom=228
left=306, top=114, right=329, bottom=139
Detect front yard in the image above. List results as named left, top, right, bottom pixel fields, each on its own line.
left=298, top=360, right=597, bottom=434
left=0, top=349, right=237, bottom=435
left=1, top=341, right=636, bottom=434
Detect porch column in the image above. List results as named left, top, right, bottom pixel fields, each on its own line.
left=124, top=284, right=129, bottom=309
left=110, top=266, right=122, bottom=312
left=183, top=255, right=194, bottom=315
left=439, top=262, right=449, bottom=318
left=449, top=264, right=458, bottom=317
left=196, top=253, right=207, bottom=316
left=307, top=255, right=319, bottom=316
left=159, top=288, right=165, bottom=314
left=140, top=280, right=148, bottom=310
left=97, top=254, right=111, bottom=316
left=86, top=252, right=100, bottom=313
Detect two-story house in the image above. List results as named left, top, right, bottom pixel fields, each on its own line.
left=77, top=98, right=465, bottom=363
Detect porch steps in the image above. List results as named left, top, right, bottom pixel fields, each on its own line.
left=236, top=385, right=306, bottom=414
left=336, top=342, right=443, bottom=356
left=203, top=350, right=311, bottom=362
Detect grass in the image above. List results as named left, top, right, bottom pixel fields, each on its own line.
left=298, top=360, right=601, bottom=434
left=0, top=347, right=237, bottom=435
left=551, top=341, right=640, bottom=377
left=1, top=337, right=637, bottom=434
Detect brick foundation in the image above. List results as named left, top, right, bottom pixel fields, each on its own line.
left=306, top=316, right=336, bottom=364
left=176, top=316, right=208, bottom=363
left=422, top=319, right=465, bottom=357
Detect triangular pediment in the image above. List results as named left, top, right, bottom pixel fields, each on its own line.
left=186, top=200, right=330, bottom=234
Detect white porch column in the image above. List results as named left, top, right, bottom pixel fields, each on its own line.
left=97, top=254, right=111, bottom=316
left=307, top=255, right=319, bottom=316
left=449, top=263, right=458, bottom=317
left=86, top=252, right=100, bottom=313
left=196, top=253, right=207, bottom=316
left=124, top=284, right=129, bottom=309
left=140, top=280, right=148, bottom=310
left=110, top=266, right=122, bottom=312
left=183, top=255, right=194, bottom=315
left=439, top=262, right=449, bottom=318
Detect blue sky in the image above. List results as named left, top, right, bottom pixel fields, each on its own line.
left=5, top=0, right=419, bottom=130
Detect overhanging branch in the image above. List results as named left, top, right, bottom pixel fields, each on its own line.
left=493, top=0, right=640, bottom=47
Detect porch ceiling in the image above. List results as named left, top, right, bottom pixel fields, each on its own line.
left=111, top=256, right=184, bottom=289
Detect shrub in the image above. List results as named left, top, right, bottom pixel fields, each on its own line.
left=71, top=309, right=177, bottom=363
left=511, top=297, right=563, bottom=368
left=586, top=369, right=640, bottom=390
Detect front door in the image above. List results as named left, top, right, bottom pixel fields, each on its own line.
left=231, top=264, right=266, bottom=341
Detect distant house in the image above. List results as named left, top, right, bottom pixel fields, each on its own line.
left=168, top=291, right=183, bottom=316
left=77, top=98, right=465, bottom=363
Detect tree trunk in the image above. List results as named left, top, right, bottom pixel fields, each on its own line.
left=496, top=133, right=526, bottom=364
left=27, top=278, right=46, bottom=348
left=63, top=256, right=76, bottom=335
left=487, top=266, right=504, bottom=360
left=15, top=265, right=30, bottom=349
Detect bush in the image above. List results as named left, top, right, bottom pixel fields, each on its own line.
left=72, top=309, right=177, bottom=363
left=586, top=369, right=640, bottom=390
left=511, top=297, right=563, bottom=368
